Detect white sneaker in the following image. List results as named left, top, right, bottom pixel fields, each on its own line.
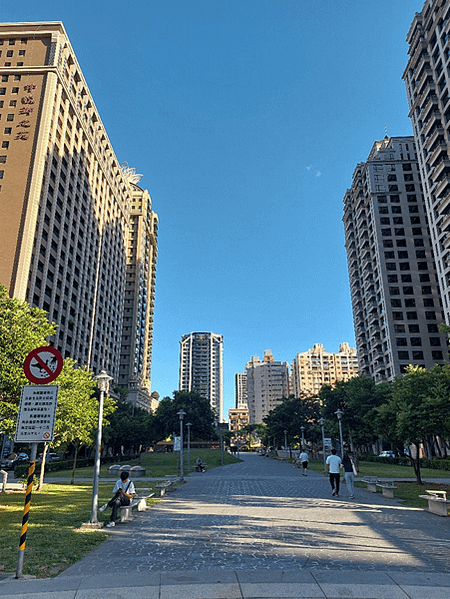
left=106, top=521, right=115, bottom=527
left=99, top=503, right=108, bottom=512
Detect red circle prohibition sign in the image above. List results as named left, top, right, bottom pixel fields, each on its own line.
left=23, top=346, right=64, bottom=384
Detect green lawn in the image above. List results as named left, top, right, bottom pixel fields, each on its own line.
left=46, top=449, right=241, bottom=479
left=0, top=482, right=153, bottom=578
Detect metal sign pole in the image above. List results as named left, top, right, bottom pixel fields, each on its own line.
left=15, top=442, right=38, bottom=578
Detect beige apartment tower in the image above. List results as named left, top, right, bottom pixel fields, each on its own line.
left=291, top=343, right=359, bottom=397
left=245, top=350, right=289, bottom=424
left=404, top=0, right=450, bottom=327
left=0, top=23, right=158, bottom=399
left=343, top=136, right=447, bottom=380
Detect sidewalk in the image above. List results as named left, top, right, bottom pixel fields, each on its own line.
left=1, top=567, right=450, bottom=598
left=1, top=454, right=450, bottom=598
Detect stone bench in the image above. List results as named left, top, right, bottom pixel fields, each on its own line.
left=155, top=480, right=174, bottom=496
left=362, top=477, right=379, bottom=492
left=376, top=483, right=397, bottom=499
left=419, top=490, right=450, bottom=517
left=119, top=492, right=154, bottom=523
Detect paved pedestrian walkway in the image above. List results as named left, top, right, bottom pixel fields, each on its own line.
left=1, top=453, right=450, bottom=598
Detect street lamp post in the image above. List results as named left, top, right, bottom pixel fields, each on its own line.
left=90, top=370, right=113, bottom=525
left=178, top=410, right=186, bottom=480
left=284, top=429, right=288, bottom=462
left=300, top=426, right=305, bottom=449
left=319, top=417, right=326, bottom=472
left=219, top=429, right=224, bottom=465
left=186, top=422, right=192, bottom=472
left=335, top=409, right=344, bottom=458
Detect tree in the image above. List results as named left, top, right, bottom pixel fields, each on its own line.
left=263, top=395, right=321, bottom=447
left=319, top=376, right=390, bottom=455
left=151, top=391, right=216, bottom=442
left=0, top=285, right=56, bottom=432
left=103, top=390, right=153, bottom=455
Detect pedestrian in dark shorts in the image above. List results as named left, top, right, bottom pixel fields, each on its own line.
left=299, top=449, right=309, bottom=476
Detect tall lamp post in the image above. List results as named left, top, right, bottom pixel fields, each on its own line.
left=300, top=426, right=305, bottom=449
left=178, top=410, right=186, bottom=480
left=90, top=370, right=113, bottom=525
left=335, top=409, right=344, bottom=458
left=319, top=417, right=326, bottom=472
left=219, top=429, right=224, bottom=465
left=186, top=422, right=192, bottom=472
left=284, top=429, right=288, bottom=462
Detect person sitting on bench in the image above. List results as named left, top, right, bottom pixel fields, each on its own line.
left=195, top=457, right=206, bottom=472
left=99, top=470, right=135, bottom=527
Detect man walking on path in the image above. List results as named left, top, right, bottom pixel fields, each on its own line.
left=299, top=448, right=309, bottom=475
left=326, top=447, right=342, bottom=496
left=342, top=453, right=355, bottom=498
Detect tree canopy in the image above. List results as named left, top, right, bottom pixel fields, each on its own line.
left=151, top=391, right=216, bottom=442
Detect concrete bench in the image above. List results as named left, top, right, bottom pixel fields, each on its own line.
left=362, top=477, right=379, bottom=492
left=119, top=492, right=154, bottom=523
left=155, top=480, right=174, bottom=496
left=419, top=490, right=450, bottom=517
left=376, top=483, right=397, bottom=499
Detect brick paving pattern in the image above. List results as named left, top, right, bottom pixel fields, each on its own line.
left=60, top=453, right=450, bottom=576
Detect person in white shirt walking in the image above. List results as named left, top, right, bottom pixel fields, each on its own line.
left=326, top=448, right=342, bottom=496
left=299, top=449, right=309, bottom=476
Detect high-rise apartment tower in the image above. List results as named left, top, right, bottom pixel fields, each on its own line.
left=0, top=23, right=158, bottom=404
left=234, top=372, right=248, bottom=409
left=245, top=350, right=289, bottom=424
left=343, top=136, right=447, bottom=381
left=179, top=332, right=223, bottom=421
left=404, top=0, right=450, bottom=326
left=291, top=343, right=359, bottom=397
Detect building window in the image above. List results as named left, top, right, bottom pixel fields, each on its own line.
left=432, top=350, right=444, bottom=360
left=0, top=88, right=5, bottom=95
left=392, top=312, right=404, bottom=320
left=419, top=274, right=430, bottom=282
left=412, top=351, right=424, bottom=360
left=0, top=156, right=6, bottom=163
left=389, top=286, right=400, bottom=295
left=385, top=251, right=395, bottom=259
left=425, top=311, right=436, bottom=320
left=423, top=298, right=434, bottom=307
left=394, top=324, right=405, bottom=333
left=396, top=338, right=407, bottom=346
left=398, top=351, right=409, bottom=360
left=421, top=286, right=432, bottom=294
left=6, top=114, right=14, bottom=121
left=386, top=262, right=396, bottom=270
left=399, top=262, right=410, bottom=271
left=0, top=171, right=3, bottom=179
left=401, top=274, right=412, bottom=282
left=408, top=324, right=420, bottom=333
left=395, top=228, right=405, bottom=236
left=398, top=251, right=408, bottom=259
left=1, top=141, right=9, bottom=148
left=382, top=228, right=392, bottom=236
left=383, top=239, right=394, bottom=247
left=406, top=311, right=418, bottom=320
left=410, top=338, right=422, bottom=346
left=391, top=299, right=402, bottom=307
left=427, top=323, right=439, bottom=332
left=429, top=338, right=441, bottom=346
left=1, top=75, right=8, bottom=82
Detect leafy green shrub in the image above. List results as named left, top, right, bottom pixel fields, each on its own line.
left=359, top=455, right=450, bottom=470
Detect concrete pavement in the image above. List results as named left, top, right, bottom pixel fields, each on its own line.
left=1, top=453, right=450, bottom=598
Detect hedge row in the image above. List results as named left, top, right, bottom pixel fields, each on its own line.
left=360, top=454, right=450, bottom=470
left=14, top=454, right=138, bottom=478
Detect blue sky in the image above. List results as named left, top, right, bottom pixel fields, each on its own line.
left=4, top=0, right=423, bottom=417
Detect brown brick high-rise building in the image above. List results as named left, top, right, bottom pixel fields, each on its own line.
left=0, top=22, right=158, bottom=406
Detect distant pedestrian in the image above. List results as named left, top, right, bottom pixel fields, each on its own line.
left=195, top=456, right=206, bottom=472
left=299, top=449, right=309, bottom=476
left=99, top=470, right=135, bottom=527
left=326, top=448, right=342, bottom=496
left=342, top=453, right=355, bottom=499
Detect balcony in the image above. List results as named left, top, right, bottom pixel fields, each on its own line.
left=423, top=123, right=443, bottom=150
left=417, top=69, right=434, bottom=95
left=426, top=142, right=448, bottom=167
left=422, top=113, right=441, bottom=137
left=434, top=175, right=450, bottom=198
left=431, top=157, right=450, bottom=180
